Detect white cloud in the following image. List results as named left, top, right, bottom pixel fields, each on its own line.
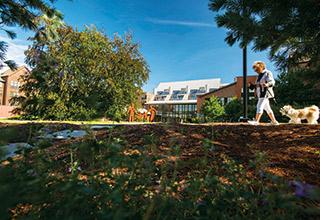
left=146, top=18, right=216, bottom=28
left=0, top=35, right=29, bottom=71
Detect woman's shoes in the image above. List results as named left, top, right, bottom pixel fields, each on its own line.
left=248, top=120, right=259, bottom=125
left=248, top=120, right=279, bottom=125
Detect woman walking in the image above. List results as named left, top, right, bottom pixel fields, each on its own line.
left=248, top=61, right=279, bottom=125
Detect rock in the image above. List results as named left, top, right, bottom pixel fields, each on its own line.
left=40, top=130, right=87, bottom=140
left=90, top=125, right=114, bottom=130
left=0, top=143, right=33, bottom=161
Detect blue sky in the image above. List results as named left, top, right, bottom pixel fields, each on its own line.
left=1, top=0, right=278, bottom=92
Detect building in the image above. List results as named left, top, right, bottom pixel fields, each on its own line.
left=0, top=66, right=29, bottom=117
left=140, top=92, right=154, bottom=106
left=145, top=78, right=223, bottom=120
left=197, top=75, right=257, bottom=112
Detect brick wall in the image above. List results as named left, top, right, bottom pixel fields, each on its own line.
left=0, top=105, right=15, bottom=118
left=2, top=67, right=28, bottom=105
left=197, top=75, right=258, bottom=112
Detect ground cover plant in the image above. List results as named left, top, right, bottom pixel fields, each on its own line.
left=0, top=123, right=319, bottom=219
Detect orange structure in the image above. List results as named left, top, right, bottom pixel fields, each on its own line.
left=128, top=104, right=135, bottom=122
left=148, top=106, right=157, bottom=122
left=137, top=112, right=143, bottom=121
left=143, top=110, right=148, bottom=121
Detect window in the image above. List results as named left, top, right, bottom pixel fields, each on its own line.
left=10, top=92, right=18, bottom=98
left=188, top=94, right=197, bottom=100
left=190, top=89, right=198, bottom=94
left=170, top=94, right=185, bottom=100
left=199, top=87, right=206, bottom=93
left=224, top=97, right=228, bottom=105
left=154, top=95, right=166, bottom=101
left=172, top=89, right=187, bottom=95
left=172, top=90, right=180, bottom=95
left=157, top=90, right=169, bottom=95
left=180, top=88, right=187, bottom=94
left=10, top=81, right=19, bottom=89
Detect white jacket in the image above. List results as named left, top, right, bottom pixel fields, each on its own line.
left=255, top=69, right=275, bottom=98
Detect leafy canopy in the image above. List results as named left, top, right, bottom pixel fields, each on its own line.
left=14, top=26, right=149, bottom=120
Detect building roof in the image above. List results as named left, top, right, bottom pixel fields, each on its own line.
left=197, top=82, right=237, bottom=98
left=197, top=75, right=258, bottom=98
left=146, top=100, right=197, bottom=105
left=155, top=78, right=221, bottom=92
left=0, top=66, right=30, bottom=77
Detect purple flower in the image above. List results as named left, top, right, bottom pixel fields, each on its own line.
left=289, top=180, right=317, bottom=198
left=67, top=166, right=82, bottom=173
left=258, top=170, right=266, bottom=178
left=59, top=71, right=64, bottom=78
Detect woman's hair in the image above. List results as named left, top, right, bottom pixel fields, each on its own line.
left=253, top=61, right=266, bottom=70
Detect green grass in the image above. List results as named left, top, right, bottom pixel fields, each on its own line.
left=0, top=118, right=154, bottom=125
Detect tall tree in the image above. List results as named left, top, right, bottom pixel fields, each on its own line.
left=14, top=27, right=149, bottom=120
left=209, top=0, right=320, bottom=70
left=0, top=0, right=56, bottom=69
left=275, top=69, right=320, bottom=106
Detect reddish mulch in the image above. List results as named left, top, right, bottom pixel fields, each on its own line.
left=94, top=123, right=320, bottom=185
left=1, top=122, right=319, bottom=185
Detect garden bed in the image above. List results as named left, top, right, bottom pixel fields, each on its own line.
left=0, top=122, right=319, bottom=219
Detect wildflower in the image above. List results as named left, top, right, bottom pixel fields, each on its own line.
left=289, top=180, right=317, bottom=198
left=66, top=166, right=81, bottom=173
left=59, top=71, right=64, bottom=78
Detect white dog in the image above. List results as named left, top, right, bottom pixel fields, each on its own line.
left=280, top=105, right=319, bottom=124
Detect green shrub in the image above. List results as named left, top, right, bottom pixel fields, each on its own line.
left=201, top=96, right=225, bottom=122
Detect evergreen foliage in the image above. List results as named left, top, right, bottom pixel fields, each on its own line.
left=209, top=0, right=320, bottom=70
left=0, top=0, right=57, bottom=69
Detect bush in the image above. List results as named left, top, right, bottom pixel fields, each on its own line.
left=201, top=96, right=225, bottom=122
left=224, top=97, right=242, bottom=122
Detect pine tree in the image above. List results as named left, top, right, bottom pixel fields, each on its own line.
left=0, top=0, right=56, bottom=69
left=209, top=0, right=320, bottom=70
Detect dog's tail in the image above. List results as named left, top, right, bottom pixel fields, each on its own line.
left=311, top=105, right=320, bottom=118
left=311, top=105, right=319, bottom=111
